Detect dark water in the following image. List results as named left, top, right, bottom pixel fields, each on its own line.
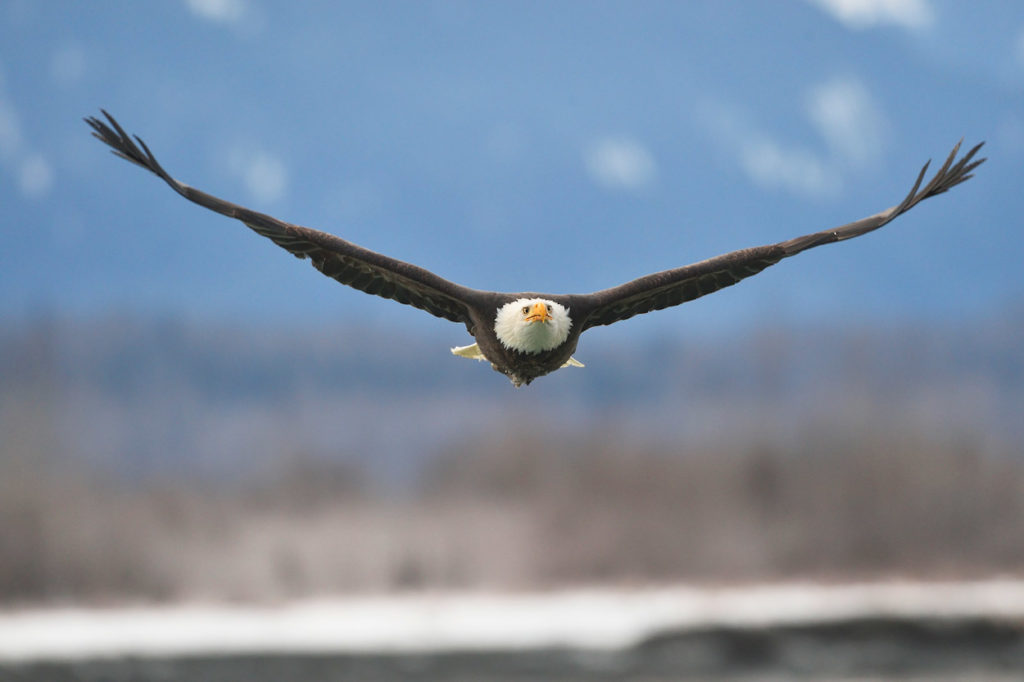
left=5, top=617, right=1023, bottom=681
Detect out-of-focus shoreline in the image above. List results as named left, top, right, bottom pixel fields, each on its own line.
left=4, top=580, right=1024, bottom=663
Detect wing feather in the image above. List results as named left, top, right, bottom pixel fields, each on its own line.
left=85, top=110, right=483, bottom=326
left=577, top=140, right=985, bottom=330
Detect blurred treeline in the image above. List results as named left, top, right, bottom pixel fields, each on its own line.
left=0, top=310, right=1022, bottom=604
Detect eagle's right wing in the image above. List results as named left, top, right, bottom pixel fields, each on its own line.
left=86, top=110, right=487, bottom=326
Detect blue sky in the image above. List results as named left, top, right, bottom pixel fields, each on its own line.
left=2, top=0, right=1022, bottom=338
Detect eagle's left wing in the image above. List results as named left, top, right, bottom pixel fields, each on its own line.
left=574, top=140, right=985, bottom=331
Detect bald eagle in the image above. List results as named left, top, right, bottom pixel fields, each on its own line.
left=86, top=111, right=984, bottom=387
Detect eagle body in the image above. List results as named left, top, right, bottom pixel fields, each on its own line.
left=462, top=296, right=582, bottom=386
left=86, top=111, right=984, bottom=387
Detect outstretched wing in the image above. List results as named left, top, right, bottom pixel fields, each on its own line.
left=85, top=110, right=486, bottom=326
left=576, top=140, right=985, bottom=330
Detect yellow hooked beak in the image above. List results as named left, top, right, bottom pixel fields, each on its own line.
left=524, top=302, right=551, bottom=323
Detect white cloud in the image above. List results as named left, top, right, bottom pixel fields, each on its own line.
left=183, top=0, right=263, bottom=35
left=806, top=76, right=888, bottom=167
left=0, top=69, right=54, bottom=200
left=184, top=0, right=246, bottom=24
left=584, top=136, right=657, bottom=192
left=228, top=147, right=288, bottom=204
left=696, top=76, right=887, bottom=200
left=0, top=98, right=21, bottom=161
left=1016, top=26, right=1024, bottom=69
left=485, top=123, right=527, bottom=163
left=739, top=136, right=839, bottom=198
left=995, top=113, right=1024, bottom=155
left=806, top=0, right=933, bottom=31
left=18, top=153, right=53, bottom=199
left=695, top=98, right=840, bottom=199
left=50, top=44, right=87, bottom=88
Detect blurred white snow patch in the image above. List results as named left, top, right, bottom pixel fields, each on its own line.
left=806, top=0, right=934, bottom=31
left=228, top=147, right=288, bottom=204
left=185, top=0, right=246, bottom=25
left=4, top=580, right=1024, bottom=662
left=584, top=136, right=657, bottom=191
left=807, top=76, right=888, bottom=166
left=18, top=153, right=54, bottom=199
left=740, top=136, right=839, bottom=198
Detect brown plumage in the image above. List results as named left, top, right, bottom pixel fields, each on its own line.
left=86, top=110, right=984, bottom=386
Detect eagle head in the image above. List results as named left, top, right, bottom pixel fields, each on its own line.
left=494, top=298, right=572, bottom=354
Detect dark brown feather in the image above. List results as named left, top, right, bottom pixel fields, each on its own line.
left=85, top=110, right=484, bottom=328
left=576, top=140, right=984, bottom=331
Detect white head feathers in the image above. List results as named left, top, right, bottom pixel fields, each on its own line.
left=494, top=298, right=572, bottom=354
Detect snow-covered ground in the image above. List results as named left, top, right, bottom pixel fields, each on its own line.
left=3, top=580, right=1024, bottom=662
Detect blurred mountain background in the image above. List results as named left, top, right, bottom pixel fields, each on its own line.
left=2, top=311, right=1022, bottom=603
left=1, top=1, right=1023, bottom=605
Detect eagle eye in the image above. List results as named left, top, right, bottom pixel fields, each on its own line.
left=522, top=305, right=530, bottom=314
